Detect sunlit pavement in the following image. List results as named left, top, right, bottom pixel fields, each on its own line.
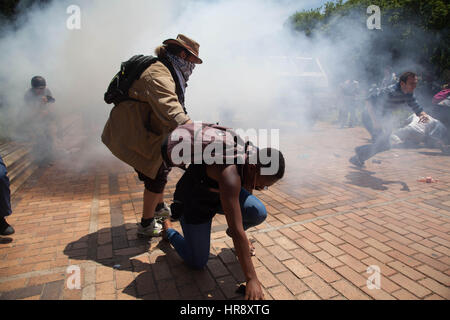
left=1, top=123, right=449, bottom=300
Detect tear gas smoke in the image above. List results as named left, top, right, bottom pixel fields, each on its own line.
left=0, top=0, right=433, bottom=176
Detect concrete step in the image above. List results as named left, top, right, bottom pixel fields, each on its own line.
left=8, top=153, right=33, bottom=184
left=1, top=113, right=83, bottom=195
left=0, top=142, right=22, bottom=158
left=3, top=146, right=29, bottom=171
left=1, top=142, right=37, bottom=195
left=9, top=162, right=39, bottom=195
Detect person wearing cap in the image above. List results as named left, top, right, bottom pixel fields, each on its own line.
left=23, top=76, right=58, bottom=165
left=102, top=34, right=203, bottom=237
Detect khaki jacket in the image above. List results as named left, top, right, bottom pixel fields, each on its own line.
left=101, top=61, right=190, bottom=179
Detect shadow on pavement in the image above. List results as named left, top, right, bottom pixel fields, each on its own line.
left=419, top=151, right=450, bottom=157
left=345, top=169, right=410, bottom=191
left=0, top=237, right=13, bottom=244
left=63, top=224, right=240, bottom=300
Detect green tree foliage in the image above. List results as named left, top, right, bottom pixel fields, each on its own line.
left=0, top=0, right=21, bottom=19
left=290, top=8, right=324, bottom=37
left=0, top=0, right=52, bottom=29
left=289, top=0, right=450, bottom=83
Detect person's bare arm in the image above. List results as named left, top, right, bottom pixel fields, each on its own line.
left=211, top=165, right=264, bottom=300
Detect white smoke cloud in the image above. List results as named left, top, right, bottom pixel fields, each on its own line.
left=0, top=0, right=421, bottom=173
left=0, top=0, right=329, bottom=152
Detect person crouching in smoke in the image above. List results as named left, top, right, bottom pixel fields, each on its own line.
left=23, top=76, right=58, bottom=166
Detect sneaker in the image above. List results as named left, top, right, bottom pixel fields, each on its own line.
left=349, top=154, right=365, bottom=168
left=137, top=219, right=163, bottom=237
left=0, top=218, right=15, bottom=236
left=155, top=202, right=171, bottom=219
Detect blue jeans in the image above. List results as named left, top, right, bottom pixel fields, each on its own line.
left=0, top=155, right=12, bottom=218
left=165, top=188, right=267, bottom=269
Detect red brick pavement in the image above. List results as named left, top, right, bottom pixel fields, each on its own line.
left=0, top=123, right=449, bottom=300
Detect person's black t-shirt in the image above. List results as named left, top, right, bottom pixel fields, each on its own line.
left=172, top=164, right=244, bottom=224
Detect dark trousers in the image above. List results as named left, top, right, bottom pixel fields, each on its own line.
left=357, top=115, right=395, bottom=163
left=0, top=154, right=12, bottom=218
left=356, top=131, right=392, bottom=163
left=135, top=162, right=171, bottom=194
left=362, top=109, right=382, bottom=141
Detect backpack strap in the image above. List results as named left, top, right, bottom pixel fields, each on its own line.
left=120, top=57, right=186, bottom=113
left=159, top=57, right=186, bottom=113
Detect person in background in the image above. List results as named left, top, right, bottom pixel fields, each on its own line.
left=390, top=113, right=450, bottom=154
left=380, top=65, right=397, bottom=88
left=24, top=76, right=58, bottom=165
left=431, top=84, right=450, bottom=106
left=361, top=67, right=397, bottom=140
left=0, top=153, right=14, bottom=236
left=361, top=83, right=381, bottom=141
left=338, top=80, right=360, bottom=128
left=24, top=76, right=55, bottom=106
left=428, top=84, right=450, bottom=144
left=350, top=71, right=430, bottom=167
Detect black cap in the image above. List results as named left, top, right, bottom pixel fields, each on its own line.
left=31, top=76, right=46, bottom=88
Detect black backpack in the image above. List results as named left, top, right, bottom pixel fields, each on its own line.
left=104, top=55, right=158, bottom=105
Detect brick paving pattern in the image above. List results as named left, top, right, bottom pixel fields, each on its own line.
left=1, top=123, right=449, bottom=300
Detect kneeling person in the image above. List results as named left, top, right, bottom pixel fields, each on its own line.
left=163, top=147, right=285, bottom=300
